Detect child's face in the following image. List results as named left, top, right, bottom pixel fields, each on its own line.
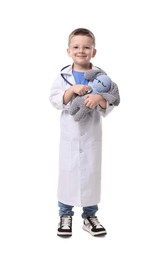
left=67, top=35, right=96, bottom=67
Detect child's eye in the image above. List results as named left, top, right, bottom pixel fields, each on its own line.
left=70, top=45, right=93, bottom=51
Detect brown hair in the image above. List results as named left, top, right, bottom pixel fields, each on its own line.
left=68, top=28, right=96, bottom=46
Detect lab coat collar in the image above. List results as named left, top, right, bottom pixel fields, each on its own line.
left=60, top=63, right=99, bottom=76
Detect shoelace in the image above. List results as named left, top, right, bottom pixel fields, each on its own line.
left=89, top=217, right=102, bottom=227
left=61, top=216, right=71, bottom=227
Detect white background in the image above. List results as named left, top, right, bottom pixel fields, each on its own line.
left=0, top=0, right=168, bottom=259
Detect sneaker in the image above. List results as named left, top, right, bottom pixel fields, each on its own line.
left=83, top=216, right=107, bottom=236
left=57, top=215, right=72, bottom=237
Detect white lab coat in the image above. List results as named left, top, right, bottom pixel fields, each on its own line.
left=50, top=64, right=114, bottom=207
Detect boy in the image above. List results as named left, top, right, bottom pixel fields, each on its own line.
left=50, top=28, right=120, bottom=237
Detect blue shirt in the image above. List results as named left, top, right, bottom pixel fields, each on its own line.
left=72, top=70, right=89, bottom=85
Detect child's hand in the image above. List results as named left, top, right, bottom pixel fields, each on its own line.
left=84, top=94, right=107, bottom=109
left=84, top=94, right=100, bottom=109
left=73, top=85, right=90, bottom=96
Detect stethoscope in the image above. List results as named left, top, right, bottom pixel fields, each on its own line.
left=60, top=65, right=73, bottom=86
left=60, top=65, right=92, bottom=94
left=61, top=65, right=93, bottom=95
left=60, top=64, right=101, bottom=92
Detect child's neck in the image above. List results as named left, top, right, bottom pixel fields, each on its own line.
left=72, top=63, right=92, bottom=72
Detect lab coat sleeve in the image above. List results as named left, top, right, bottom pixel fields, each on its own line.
left=49, top=75, right=70, bottom=110
left=96, top=102, right=115, bottom=117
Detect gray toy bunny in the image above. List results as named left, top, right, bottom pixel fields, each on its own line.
left=69, top=69, right=119, bottom=121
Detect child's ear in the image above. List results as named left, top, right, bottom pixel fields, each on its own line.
left=92, top=48, right=97, bottom=58
left=67, top=48, right=71, bottom=57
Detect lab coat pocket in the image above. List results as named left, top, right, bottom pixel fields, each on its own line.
left=59, top=141, right=72, bottom=171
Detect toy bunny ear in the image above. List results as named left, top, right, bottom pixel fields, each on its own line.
left=84, top=69, right=107, bottom=81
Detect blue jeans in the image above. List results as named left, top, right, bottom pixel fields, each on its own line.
left=58, top=201, right=98, bottom=219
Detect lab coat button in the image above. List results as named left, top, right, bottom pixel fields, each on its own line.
left=79, top=149, right=83, bottom=153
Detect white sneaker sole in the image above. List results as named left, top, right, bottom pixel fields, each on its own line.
left=57, top=231, right=72, bottom=237
left=83, top=224, right=107, bottom=236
